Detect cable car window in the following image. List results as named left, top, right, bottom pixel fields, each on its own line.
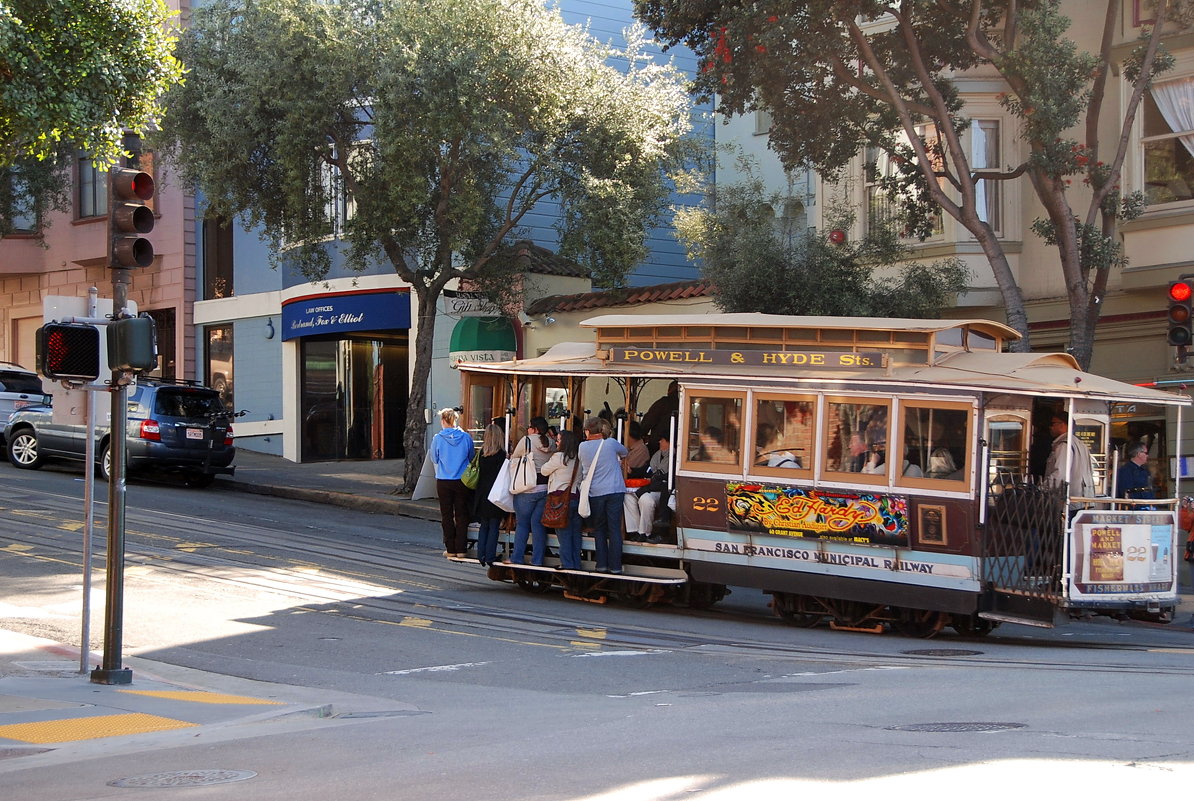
left=752, top=395, right=815, bottom=477
left=823, top=398, right=889, bottom=480
left=685, top=392, right=744, bottom=473
left=899, top=400, right=972, bottom=489
left=987, top=414, right=1029, bottom=488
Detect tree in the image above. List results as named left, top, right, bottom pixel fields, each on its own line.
left=636, top=0, right=1189, bottom=369
left=0, top=0, right=182, bottom=234
left=0, top=0, right=181, bottom=166
left=155, top=0, right=700, bottom=491
left=675, top=175, right=969, bottom=316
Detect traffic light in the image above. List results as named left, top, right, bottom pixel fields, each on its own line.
left=37, top=323, right=101, bottom=381
left=108, top=167, right=155, bottom=268
left=1168, top=279, right=1194, bottom=346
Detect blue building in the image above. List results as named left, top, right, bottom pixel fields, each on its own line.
left=191, top=0, right=711, bottom=462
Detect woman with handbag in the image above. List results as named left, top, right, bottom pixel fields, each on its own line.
left=578, top=416, right=629, bottom=574
left=431, top=408, right=475, bottom=558
left=509, top=416, right=554, bottom=566
left=541, top=430, right=582, bottom=570
left=472, top=423, right=509, bottom=567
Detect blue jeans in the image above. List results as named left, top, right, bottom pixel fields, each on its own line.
left=476, top=517, right=501, bottom=565
left=555, top=494, right=583, bottom=569
left=588, top=492, right=624, bottom=573
left=512, top=490, right=548, bottom=565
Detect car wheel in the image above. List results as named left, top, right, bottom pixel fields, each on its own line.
left=99, top=443, right=112, bottom=482
left=8, top=429, right=43, bottom=469
left=183, top=472, right=216, bottom=489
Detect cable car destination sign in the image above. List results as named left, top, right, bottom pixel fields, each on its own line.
left=608, top=347, right=887, bottom=369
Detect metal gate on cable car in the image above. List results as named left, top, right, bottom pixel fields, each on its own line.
left=453, top=313, right=1189, bottom=638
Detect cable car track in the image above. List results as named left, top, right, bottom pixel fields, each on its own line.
left=2, top=483, right=1193, bottom=677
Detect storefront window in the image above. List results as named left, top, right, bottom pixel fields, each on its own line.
left=300, top=334, right=407, bottom=461
left=205, top=324, right=233, bottom=412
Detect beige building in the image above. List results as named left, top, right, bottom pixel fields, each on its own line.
left=705, top=2, right=1194, bottom=493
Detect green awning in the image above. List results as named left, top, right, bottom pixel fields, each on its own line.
left=449, top=316, right=516, bottom=365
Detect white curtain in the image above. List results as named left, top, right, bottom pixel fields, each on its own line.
left=1152, top=77, right=1194, bottom=158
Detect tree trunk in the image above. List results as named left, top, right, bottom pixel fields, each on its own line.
left=401, top=288, right=439, bottom=493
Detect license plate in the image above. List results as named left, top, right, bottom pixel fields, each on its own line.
left=186, top=428, right=204, bottom=440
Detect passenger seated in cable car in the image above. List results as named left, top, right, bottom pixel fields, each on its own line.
left=694, top=426, right=736, bottom=463
left=926, top=447, right=963, bottom=480
left=861, top=442, right=922, bottom=477
left=755, top=422, right=800, bottom=468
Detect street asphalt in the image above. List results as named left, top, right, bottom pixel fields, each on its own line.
left=3, top=447, right=1193, bottom=770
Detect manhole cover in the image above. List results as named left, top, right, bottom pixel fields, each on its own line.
left=887, top=722, right=1026, bottom=733
left=901, top=649, right=983, bottom=657
left=108, top=770, right=257, bottom=788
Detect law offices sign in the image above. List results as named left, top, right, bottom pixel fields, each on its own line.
left=281, top=288, right=411, bottom=341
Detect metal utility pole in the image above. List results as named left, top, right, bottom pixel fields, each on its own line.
left=91, top=133, right=154, bottom=685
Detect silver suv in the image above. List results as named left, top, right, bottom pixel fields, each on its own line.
left=4, top=379, right=236, bottom=488
left=0, top=362, right=49, bottom=454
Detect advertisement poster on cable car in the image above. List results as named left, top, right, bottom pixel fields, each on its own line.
left=725, top=483, right=909, bottom=547
left=1068, top=510, right=1177, bottom=598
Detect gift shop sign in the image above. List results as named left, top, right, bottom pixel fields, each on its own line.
left=282, top=289, right=411, bottom=341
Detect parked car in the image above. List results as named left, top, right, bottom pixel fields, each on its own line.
left=0, top=362, right=49, bottom=455
left=4, top=379, right=237, bottom=488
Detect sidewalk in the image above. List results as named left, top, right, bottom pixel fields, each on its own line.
left=0, top=630, right=413, bottom=773
left=215, top=449, right=442, bottom=520
left=0, top=450, right=440, bottom=770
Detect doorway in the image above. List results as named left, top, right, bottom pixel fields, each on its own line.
left=300, top=333, right=408, bottom=461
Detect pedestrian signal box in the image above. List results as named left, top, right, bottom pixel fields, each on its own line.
left=37, top=323, right=101, bottom=381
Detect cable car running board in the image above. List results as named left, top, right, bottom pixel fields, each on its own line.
left=977, top=611, right=1056, bottom=629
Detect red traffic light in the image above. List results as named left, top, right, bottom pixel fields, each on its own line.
left=1168, top=280, right=1194, bottom=346
left=109, top=167, right=155, bottom=268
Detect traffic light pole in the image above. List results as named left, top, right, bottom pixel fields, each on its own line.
left=90, top=229, right=133, bottom=685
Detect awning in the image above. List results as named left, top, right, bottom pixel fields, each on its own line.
left=449, top=316, right=516, bottom=367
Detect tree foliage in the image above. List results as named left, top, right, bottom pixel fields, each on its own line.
left=156, top=0, right=700, bottom=490
left=636, top=0, right=1189, bottom=369
left=0, top=0, right=180, bottom=236
left=676, top=177, right=969, bottom=317
left=0, top=0, right=181, bottom=167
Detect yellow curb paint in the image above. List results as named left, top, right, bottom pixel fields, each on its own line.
left=118, top=690, right=283, bottom=706
left=0, top=713, right=197, bottom=744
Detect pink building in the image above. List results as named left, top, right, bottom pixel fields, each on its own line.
left=0, top=152, right=195, bottom=383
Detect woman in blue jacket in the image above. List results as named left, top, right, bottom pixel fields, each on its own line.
left=432, top=408, right=475, bottom=557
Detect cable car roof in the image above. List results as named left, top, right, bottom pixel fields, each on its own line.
left=458, top=342, right=1189, bottom=406
left=580, top=313, right=1021, bottom=342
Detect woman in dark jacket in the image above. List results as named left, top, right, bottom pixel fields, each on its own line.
left=472, top=423, right=508, bottom=566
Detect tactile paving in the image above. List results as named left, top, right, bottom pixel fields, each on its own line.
left=0, top=712, right=197, bottom=744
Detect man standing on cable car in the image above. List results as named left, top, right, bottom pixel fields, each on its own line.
left=1116, top=441, right=1156, bottom=503
left=1045, top=411, right=1095, bottom=502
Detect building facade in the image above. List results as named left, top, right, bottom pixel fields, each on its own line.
left=708, top=2, right=1194, bottom=495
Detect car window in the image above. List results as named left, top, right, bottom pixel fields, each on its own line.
left=0, top=372, right=44, bottom=394
left=153, top=390, right=226, bottom=419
